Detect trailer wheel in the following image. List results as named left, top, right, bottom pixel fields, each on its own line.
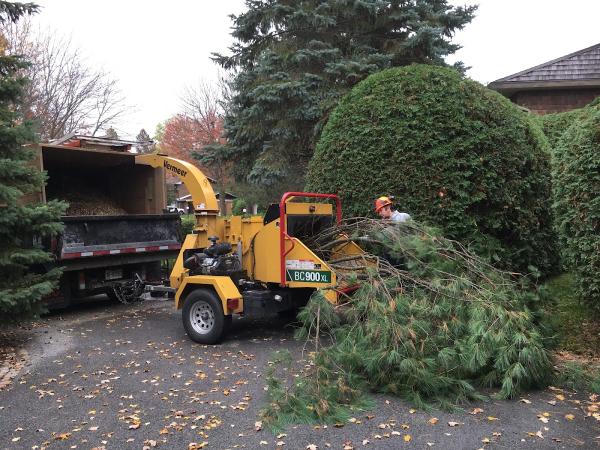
left=182, top=289, right=225, bottom=344
left=224, top=314, right=233, bottom=332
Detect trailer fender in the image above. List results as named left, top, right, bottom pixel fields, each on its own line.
left=175, top=275, right=243, bottom=314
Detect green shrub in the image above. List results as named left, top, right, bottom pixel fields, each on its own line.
left=553, top=104, right=600, bottom=311
left=180, top=214, right=195, bottom=237
left=231, top=198, right=247, bottom=216
left=306, top=64, right=557, bottom=276
left=539, top=110, right=584, bottom=151
left=538, top=101, right=600, bottom=154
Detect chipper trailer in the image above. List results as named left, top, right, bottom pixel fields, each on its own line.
left=136, top=154, right=367, bottom=344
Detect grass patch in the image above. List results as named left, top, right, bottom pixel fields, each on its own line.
left=543, top=273, right=600, bottom=356
left=554, top=361, right=600, bottom=394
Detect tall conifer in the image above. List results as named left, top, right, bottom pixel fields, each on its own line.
left=0, top=1, right=66, bottom=321
left=213, top=0, right=476, bottom=190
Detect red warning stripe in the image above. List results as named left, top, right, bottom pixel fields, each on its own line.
left=61, top=244, right=180, bottom=260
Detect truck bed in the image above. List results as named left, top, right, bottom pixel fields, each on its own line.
left=58, top=214, right=181, bottom=263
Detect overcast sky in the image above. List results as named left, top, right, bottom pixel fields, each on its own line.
left=31, top=0, right=598, bottom=139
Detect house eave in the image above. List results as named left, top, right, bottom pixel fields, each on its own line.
left=488, top=79, right=600, bottom=96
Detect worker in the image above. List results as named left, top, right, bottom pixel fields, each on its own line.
left=374, top=196, right=411, bottom=222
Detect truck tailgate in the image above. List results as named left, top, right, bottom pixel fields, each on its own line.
left=58, top=214, right=181, bottom=260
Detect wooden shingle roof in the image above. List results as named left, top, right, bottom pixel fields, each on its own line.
left=489, top=43, right=600, bottom=94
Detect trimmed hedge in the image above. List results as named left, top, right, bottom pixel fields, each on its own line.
left=306, top=64, right=557, bottom=275
left=553, top=104, right=600, bottom=310
left=538, top=107, right=591, bottom=153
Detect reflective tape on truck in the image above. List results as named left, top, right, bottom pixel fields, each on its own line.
left=61, top=244, right=181, bottom=259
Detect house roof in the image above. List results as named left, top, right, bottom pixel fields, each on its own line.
left=489, top=43, right=600, bottom=94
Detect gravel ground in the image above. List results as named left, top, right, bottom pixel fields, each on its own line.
left=0, top=299, right=598, bottom=450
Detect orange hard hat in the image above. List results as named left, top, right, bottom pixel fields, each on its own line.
left=374, top=196, right=393, bottom=212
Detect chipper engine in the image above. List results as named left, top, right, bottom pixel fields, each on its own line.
left=136, top=154, right=365, bottom=344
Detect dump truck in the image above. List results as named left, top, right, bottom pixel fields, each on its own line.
left=136, top=154, right=366, bottom=344
left=25, top=135, right=182, bottom=307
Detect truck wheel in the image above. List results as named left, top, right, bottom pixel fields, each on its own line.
left=182, top=289, right=225, bottom=344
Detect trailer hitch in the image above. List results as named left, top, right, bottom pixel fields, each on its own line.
left=111, top=273, right=145, bottom=304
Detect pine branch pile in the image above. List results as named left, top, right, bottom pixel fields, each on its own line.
left=263, top=219, right=553, bottom=426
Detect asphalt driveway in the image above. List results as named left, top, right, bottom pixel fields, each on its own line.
left=0, top=299, right=598, bottom=450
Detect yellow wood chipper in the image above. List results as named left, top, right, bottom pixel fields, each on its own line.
left=136, top=153, right=365, bottom=344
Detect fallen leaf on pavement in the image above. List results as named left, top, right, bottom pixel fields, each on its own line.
left=428, top=417, right=439, bottom=425
left=404, top=435, right=412, bottom=442
left=565, top=414, right=575, bottom=420
left=447, top=421, right=462, bottom=427
left=527, top=431, right=544, bottom=439
left=188, top=443, right=208, bottom=450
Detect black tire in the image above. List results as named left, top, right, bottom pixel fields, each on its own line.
left=182, top=289, right=225, bottom=344
left=224, top=314, right=233, bottom=332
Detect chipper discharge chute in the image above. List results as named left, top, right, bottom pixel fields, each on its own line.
left=136, top=154, right=368, bottom=344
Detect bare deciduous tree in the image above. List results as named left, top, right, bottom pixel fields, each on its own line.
left=0, top=19, right=130, bottom=140
left=178, top=79, right=232, bottom=214
left=180, top=80, right=222, bottom=141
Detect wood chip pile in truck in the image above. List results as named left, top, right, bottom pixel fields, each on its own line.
left=25, top=135, right=182, bottom=306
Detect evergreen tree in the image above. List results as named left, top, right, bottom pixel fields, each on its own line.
left=0, top=1, right=66, bottom=321
left=135, top=128, right=154, bottom=154
left=213, top=0, right=476, bottom=191
left=104, top=127, right=119, bottom=139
